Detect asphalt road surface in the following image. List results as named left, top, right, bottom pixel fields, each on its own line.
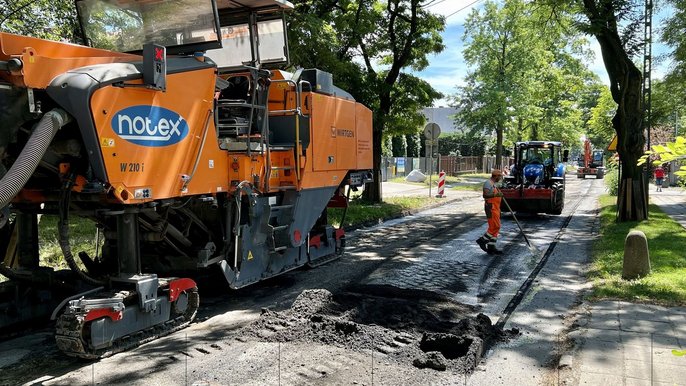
left=0, top=177, right=604, bottom=386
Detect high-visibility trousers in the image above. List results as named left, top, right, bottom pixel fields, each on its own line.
left=485, top=197, right=501, bottom=239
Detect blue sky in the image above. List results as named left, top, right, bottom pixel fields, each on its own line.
left=419, top=0, right=671, bottom=107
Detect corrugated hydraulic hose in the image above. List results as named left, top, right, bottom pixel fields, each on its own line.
left=0, top=109, right=70, bottom=209
left=0, top=109, right=69, bottom=281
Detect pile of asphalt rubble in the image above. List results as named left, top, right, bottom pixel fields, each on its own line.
left=241, top=288, right=519, bottom=373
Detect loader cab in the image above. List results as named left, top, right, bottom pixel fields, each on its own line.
left=507, top=141, right=565, bottom=186
left=591, top=150, right=604, bottom=168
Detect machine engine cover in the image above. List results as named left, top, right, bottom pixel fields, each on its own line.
left=523, top=163, right=544, bottom=184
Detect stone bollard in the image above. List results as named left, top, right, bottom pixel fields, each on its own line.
left=622, top=230, right=651, bottom=280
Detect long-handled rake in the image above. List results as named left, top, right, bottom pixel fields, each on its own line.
left=501, top=196, right=541, bottom=257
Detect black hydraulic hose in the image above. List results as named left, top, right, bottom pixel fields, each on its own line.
left=58, top=179, right=105, bottom=286
left=0, top=109, right=70, bottom=209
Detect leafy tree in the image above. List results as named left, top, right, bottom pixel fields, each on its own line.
left=406, top=132, right=422, bottom=157
left=542, top=0, right=650, bottom=221
left=288, top=0, right=445, bottom=202
left=391, top=134, right=407, bottom=156
left=0, top=0, right=80, bottom=42
left=455, top=0, right=531, bottom=168
left=455, top=0, right=594, bottom=167
left=639, top=136, right=686, bottom=178
left=581, top=0, right=648, bottom=221
left=438, top=132, right=487, bottom=156
left=437, top=134, right=463, bottom=156
left=651, top=79, right=685, bottom=135
left=587, top=86, right=617, bottom=147
left=661, top=0, right=686, bottom=102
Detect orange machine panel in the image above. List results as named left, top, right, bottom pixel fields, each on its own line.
left=355, top=104, right=373, bottom=169
left=0, top=33, right=135, bottom=89
left=334, top=98, right=357, bottom=171
left=90, top=67, right=229, bottom=203
left=311, top=93, right=338, bottom=172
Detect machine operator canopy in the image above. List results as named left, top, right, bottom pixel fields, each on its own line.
left=208, top=0, right=293, bottom=69
left=77, top=0, right=293, bottom=67
left=76, top=0, right=223, bottom=54
left=216, top=0, right=294, bottom=11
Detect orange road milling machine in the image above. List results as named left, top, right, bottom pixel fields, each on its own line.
left=0, top=0, right=373, bottom=357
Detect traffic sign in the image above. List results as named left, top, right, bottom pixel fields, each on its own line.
left=607, top=135, right=617, bottom=151
left=423, top=123, right=441, bottom=140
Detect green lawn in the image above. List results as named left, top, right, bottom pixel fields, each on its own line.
left=460, top=172, right=490, bottom=179
left=329, top=196, right=442, bottom=228
left=38, top=215, right=100, bottom=269
left=591, top=195, right=686, bottom=305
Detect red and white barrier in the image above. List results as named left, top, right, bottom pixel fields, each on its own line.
left=436, top=170, right=446, bottom=198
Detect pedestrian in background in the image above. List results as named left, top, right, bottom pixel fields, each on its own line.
left=476, top=169, right=504, bottom=255
left=654, top=165, right=665, bottom=192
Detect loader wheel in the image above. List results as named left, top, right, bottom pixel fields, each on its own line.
left=551, top=202, right=563, bottom=215
left=551, top=192, right=564, bottom=215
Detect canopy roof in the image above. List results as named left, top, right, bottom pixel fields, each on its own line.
left=216, top=0, right=293, bottom=11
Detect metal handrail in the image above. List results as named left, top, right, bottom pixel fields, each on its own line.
left=181, top=109, right=213, bottom=192
left=266, top=78, right=312, bottom=186
left=268, top=79, right=311, bottom=117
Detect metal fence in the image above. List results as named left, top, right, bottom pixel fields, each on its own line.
left=381, top=155, right=513, bottom=181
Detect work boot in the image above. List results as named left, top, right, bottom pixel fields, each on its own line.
left=475, top=237, right=488, bottom=252
left=487, top=244, right=503, bottom=255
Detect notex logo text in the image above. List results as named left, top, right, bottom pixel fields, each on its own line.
left=112, top=105, right=189, bottom=147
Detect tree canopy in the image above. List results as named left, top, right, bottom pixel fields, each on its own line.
left=587, top=85, right=617, bottom=147
left=453, top=0, right=601, bottom=164
left=532, top=0, right=652, bottom=221
left=289, top=0, right=446, bottom=202
left=0, top=0, right=80, bottom=42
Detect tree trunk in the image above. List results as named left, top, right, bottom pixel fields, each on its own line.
left=363, top=101, right=389, bottom=203
left=615, top=98, right=648, bottom=221
left=364, top=125, right=383, bottom=203
left=361, top=0, right=422, bottom=204
left=583, top=1, right=648, bottom=221
left=608, top=49, right=648, bottom=221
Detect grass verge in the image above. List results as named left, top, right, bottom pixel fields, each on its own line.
left=38, top=215, right=100, bottom=269
left=329, top=196, right=443, bottom=228
left=591, top=195, right=686, bottom=305
left=388, top=175, right=484, bottom=192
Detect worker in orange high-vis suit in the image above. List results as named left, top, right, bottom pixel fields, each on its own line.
left=476, top=169, right=504, bottom=255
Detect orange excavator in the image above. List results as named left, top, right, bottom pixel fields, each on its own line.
left=577, top=139, right=605, bottom=179
left=0, top=0, right=373, bottom=358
